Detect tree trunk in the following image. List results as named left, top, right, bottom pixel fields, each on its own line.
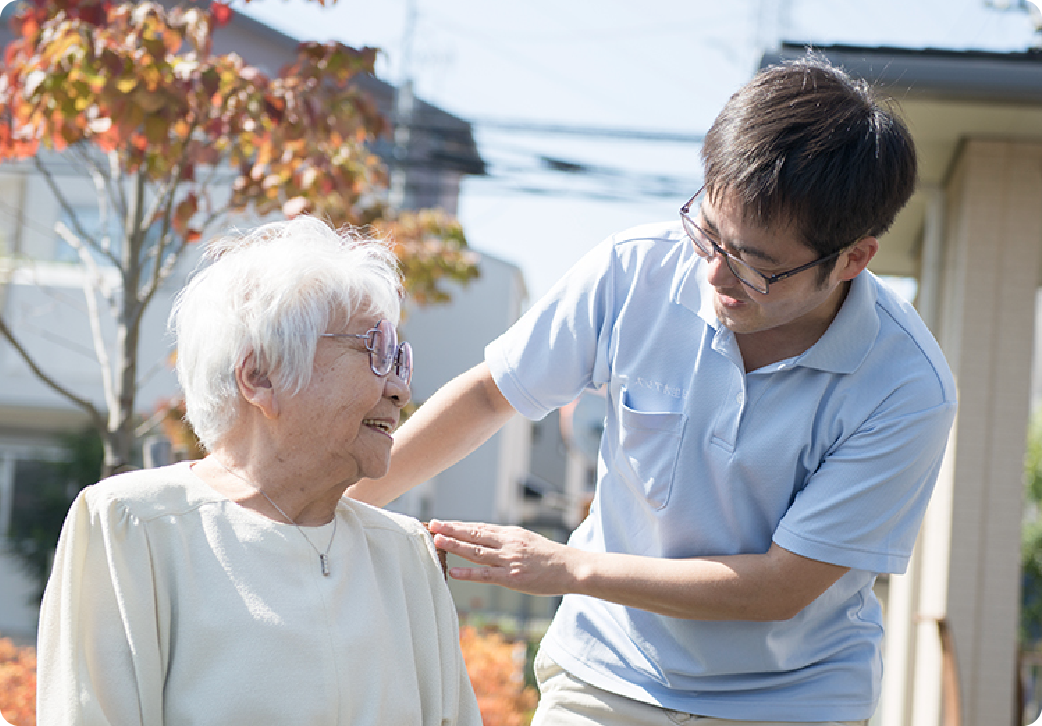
left=98, top=172, right=150, bottom=478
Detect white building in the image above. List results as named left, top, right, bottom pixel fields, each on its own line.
left=393, top=253, right=592, bottom=625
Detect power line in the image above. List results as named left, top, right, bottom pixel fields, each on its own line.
left=414, top=119, right=706, bottom=144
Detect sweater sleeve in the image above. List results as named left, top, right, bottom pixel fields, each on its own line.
left=36, top=488, right=166, bottom=726
left=414, top=527, right=482, bottom=726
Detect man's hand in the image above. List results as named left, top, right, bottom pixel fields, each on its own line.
left=428, top=519, right=850, bottom=621
left=427, top=520, right=581, bottom=596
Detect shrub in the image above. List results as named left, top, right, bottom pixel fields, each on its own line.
left=459, top=625, right=538, bottom=726
left=1, top=626, right=540, bottom=726
left=0, top=637, right=36, bottom=726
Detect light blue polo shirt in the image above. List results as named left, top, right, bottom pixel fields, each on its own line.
left=485, top=221, right=957, bottom=722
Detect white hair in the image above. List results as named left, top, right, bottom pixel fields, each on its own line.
left=169, top=216, right=403, bottom=450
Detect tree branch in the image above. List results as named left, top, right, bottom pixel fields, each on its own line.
left=137, top=131, right=227, bottom=314
left=32, top=154, right=119, bottom=268
left=53, top=220, right=119, bottom=417
left=0, top=314, right=106, bottom=433
left=86, top=153, right=119, bottom=260
left=108, top=149, right=128, bottom=227
left=71, top=143, right=124, bottom=239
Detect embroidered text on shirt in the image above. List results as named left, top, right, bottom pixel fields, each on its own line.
left=635, top=377, right=684, bottom=399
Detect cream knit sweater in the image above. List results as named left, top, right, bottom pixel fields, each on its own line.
left=36, top=462, right=481, bottom=725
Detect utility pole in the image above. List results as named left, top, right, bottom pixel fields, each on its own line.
left=753, top=0, right=792, bottom=63
left=389, top=0, right=418, bottom=212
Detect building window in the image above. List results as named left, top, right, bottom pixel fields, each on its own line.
left=2, top=455, right=65, bottom=537
left=0, top=450, right=75, bottom=591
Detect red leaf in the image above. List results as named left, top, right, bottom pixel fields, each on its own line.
left=211, top=2, right=232, bottom=26
left=172, top=193, right=199, bottom=233
left=77, top=1, right=112, bottom=27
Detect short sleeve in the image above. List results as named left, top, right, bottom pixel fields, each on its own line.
left=774, top=393, right=957, bottom=574
left=36, top=489, right=165, bottom=725
left=485, top=236, right=617, bottom=420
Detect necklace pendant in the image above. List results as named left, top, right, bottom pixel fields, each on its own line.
left=320, top=553, right=330, bottom=577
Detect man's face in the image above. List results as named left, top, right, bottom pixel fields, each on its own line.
left=696, top=192, right=855, bottom=348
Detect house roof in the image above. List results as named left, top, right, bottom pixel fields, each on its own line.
left=764, top=43, right=1042, bottom=104
left=206, top=6, right=486, bottom=178
left=759, top=43, right=1042, bottom=278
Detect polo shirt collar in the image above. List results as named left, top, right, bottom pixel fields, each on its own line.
left=678, top=260, right=879, bottom=375
left=672, top=250, right=714, bottom=322
left=798, top=272, right=879, bottom=374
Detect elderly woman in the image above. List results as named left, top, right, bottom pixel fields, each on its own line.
left=36, top=217, right=481, bottom=725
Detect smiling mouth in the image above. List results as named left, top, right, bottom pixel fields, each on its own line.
left=363, top=419, right=395, bottom=435
left=715, top=289, right=747, bottom=307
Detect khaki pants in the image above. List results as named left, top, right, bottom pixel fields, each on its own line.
left=531, top=649, right=868, bottom=726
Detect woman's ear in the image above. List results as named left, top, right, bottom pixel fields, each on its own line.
left=837, top=236, right=879, bottom=282
left=236, top=352, right=279, bottom=419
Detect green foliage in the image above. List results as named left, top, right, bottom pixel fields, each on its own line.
left=1027, top=409, right=1042, bottom=504
left=1023, top=409, right=1042, bottom=645
left=4, top=429, right=103, bottom=600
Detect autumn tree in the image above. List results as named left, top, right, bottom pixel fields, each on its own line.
left=0, top=0, right=478, bottom=477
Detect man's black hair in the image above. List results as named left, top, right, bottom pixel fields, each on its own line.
left=701, top=52, right=917, bottom=278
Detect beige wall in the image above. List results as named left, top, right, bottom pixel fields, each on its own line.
left=891, top=139, right=1042, bottom=726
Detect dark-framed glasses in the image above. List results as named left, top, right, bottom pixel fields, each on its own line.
left=680, top=187, right=845, bottom=295
left=321, top=319, right=412, bottom=385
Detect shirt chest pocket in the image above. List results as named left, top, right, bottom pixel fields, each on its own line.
left=612, top=394, right=687, bottom=510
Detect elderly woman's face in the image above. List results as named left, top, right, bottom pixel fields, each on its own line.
left=278, top=313, right=411, bottom=483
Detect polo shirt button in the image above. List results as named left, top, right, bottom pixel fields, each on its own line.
left=736, top=392, right=744, bottom=405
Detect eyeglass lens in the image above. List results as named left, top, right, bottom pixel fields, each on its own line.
left=369, top=320, right=413, bottom=384
left=370, top=320, right=397, bottom=376
left=395, top=342, right=413, bottom=385
left=681, top=213, right=767, bottom=294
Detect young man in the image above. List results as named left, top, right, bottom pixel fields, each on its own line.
left=351, top=55, right=957, bottom=725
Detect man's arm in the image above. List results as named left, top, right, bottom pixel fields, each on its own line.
left=348, top=362, right=518, bottom=507
left=428, top=520, right=849, bottom=621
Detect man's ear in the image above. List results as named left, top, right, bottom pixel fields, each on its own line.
left=836, top=236, right=878, bottom=282
left=236, top=352, right=279, bottom=419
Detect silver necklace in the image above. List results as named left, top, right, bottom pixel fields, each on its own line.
left=213, top=457, right=337, bottom=577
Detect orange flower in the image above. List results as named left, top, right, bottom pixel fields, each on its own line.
left=459, top=625, right=538, bottom=726
left=0, top=627, right=540, bottom=726
left=0, top=637, right=37, bottom=726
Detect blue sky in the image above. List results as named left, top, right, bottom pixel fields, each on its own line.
left=241, top=0, right=1040, bottom=303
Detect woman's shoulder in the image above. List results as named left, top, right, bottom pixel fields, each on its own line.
left=82, top=461, right=221, bottom=523
left=343, top=500, right=446, bottom=576
left=342, top=498, right=428, bottom=538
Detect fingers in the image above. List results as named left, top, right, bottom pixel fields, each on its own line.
left=429, top=521, right=507, bottom=565
left=426, top=519, right=570, bottom=596
left=432, top=522, right=515, bottom=587
left=446, top=563, right=509, bottom=584
left=437, top=535, right=494, bottom=564
left=427, top=519, right=503, bottom=546
left=429, top=520, right=522, bottom=583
